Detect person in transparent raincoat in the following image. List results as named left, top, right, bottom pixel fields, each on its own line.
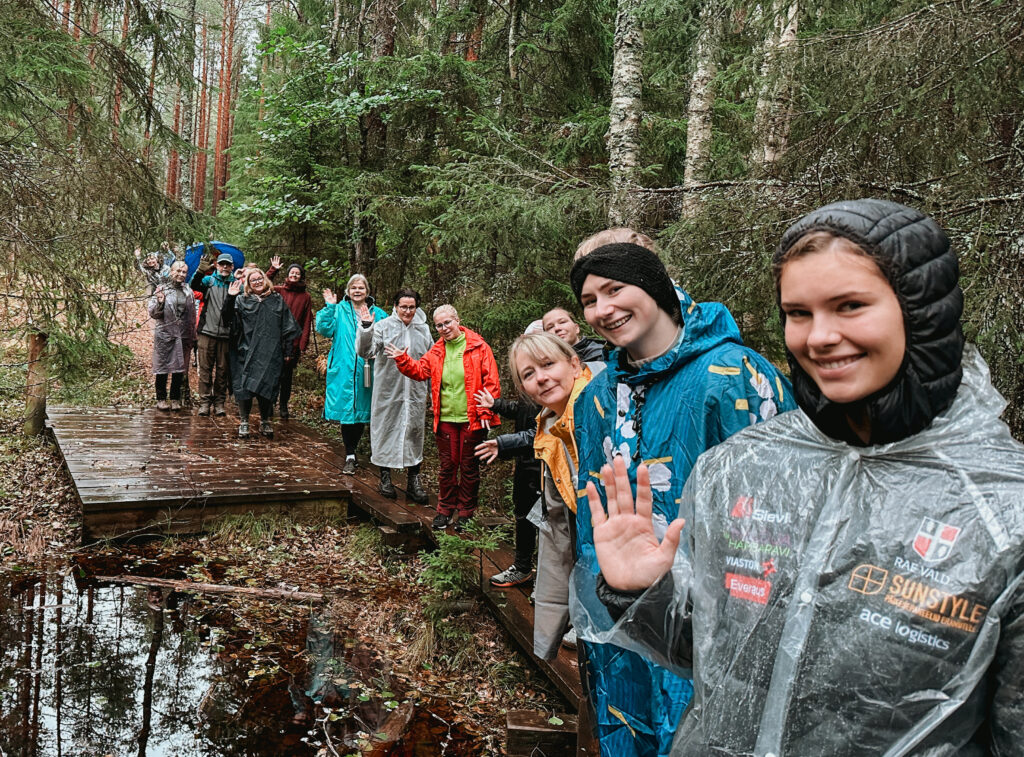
left=576, top=199, right=1024, bottom=755
left=569, top=239, right=797, bottom=757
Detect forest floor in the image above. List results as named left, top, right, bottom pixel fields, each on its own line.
left=0, top=297, right=561, bottom=756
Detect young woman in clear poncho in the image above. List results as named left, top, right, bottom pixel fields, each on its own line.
left=575, top=199, right=1024, bottom=755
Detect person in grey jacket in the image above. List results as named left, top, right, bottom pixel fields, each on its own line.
left=579, top=199, right=1024, bottom=755
left=355, top=288, right=433, bottom=501
left=190, top=252, right=236, bottom=416
left=147, top=260, right=196, bottom=411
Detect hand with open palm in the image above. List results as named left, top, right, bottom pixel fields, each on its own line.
left=588, top=456, right=685, bottom=592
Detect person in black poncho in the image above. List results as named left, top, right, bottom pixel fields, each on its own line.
left=225, top=267, right=300, bottom=439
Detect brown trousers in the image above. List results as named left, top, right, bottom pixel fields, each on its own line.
left=196, top=333, right=230, bottom=404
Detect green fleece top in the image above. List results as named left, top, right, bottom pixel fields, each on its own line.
left=439, top=332, right=469, bottom=422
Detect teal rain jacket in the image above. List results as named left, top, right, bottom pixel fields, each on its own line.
left=315, top=297, right=388, bottom=424
left=572, top=287, right=797, bottom=757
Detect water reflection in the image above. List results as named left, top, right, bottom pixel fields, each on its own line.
left=0, top=565, right=481, bottom=756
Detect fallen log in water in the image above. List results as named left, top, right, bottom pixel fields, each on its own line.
left=94, top=574, right=325, bottom=602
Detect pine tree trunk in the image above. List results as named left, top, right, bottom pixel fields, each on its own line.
left=681, top=2, right=723, bottom=217
left=465, top=6, right=485, bottom=61
left=111, top=0, right=131, bottom=143
left=749, top=0, right=798, bottom=172
left=143, top=1, right=161, bottom=165
left=193, top=20, right=209, bottom=210
left=607, top=0, right=643, bottom=227
left=211, top=0, right=230, bottom=215
left=167, top=86, right=181, bottom=199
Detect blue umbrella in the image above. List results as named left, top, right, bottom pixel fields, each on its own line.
left=184, top=241, right=246, bottom=282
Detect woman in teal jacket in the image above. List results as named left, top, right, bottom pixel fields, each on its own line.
left=316, top=273, right=387, bottom=473
left=570, top=241, right=797, bottom=757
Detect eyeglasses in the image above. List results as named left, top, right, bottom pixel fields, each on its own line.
left=434, top=319, right=457, bottom=330
left=397, top=305, right=417, bottom=312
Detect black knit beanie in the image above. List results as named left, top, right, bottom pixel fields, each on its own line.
left=569, top=243, right=681, bottom=323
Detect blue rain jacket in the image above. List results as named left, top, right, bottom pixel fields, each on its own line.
left=573, top=287, right=797, bottom=757
left=315, top=297, right=388, bottom=424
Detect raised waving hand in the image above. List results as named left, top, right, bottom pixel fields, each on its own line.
left=588, top=456, right=685, bottom=592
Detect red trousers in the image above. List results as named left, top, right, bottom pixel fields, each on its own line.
left=436, top=421, right=487, bottom=518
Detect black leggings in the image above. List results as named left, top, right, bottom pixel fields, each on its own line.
left=155, top=373, right=184, bottom=401
left=238, top=396, right=273, bottom=421
left=341, top=423, right=365, bottom=457
left=279, top=360, right=296, bottom=411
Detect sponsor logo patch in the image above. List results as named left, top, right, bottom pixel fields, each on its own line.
left=847, top=564, right=987, bottom=634
left=857, top=607, right=951, bottom=651
left=725, top=572, right=771, bottom=605
left=912, top=517, right=961, bottom=564
left=729, top=495, right=792, bottom=525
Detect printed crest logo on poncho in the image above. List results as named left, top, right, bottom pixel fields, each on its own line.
left=913, top=517, right=961, bottom=564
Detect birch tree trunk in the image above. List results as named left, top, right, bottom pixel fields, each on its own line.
left=681, top=2, right=723, bottom=217
left=607, top=0, right=643, bottom=227
left=749, top=0, right=798, bottom=172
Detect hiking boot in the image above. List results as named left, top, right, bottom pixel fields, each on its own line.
left=562, top=627, right=577, bottom=650
left=452, top=515, right=471, bottom=534
left=378, top=469, right=397, bottom=499
left=197, top=401, right=211, bottom=417
left=170, top=400, right=182, bottom=411
left=238, top=421, right=250, bottom=438
left=342, top=457, right=357, bottom=475
left=214, top=402, right=227, bottom=417
left=260, top=420, right=274, bottom=439
left=279, top=406, right=289, bottom=421
left=490, top=566, right=534, bottom=588
left=156, top=399, right=170, bottom=411
left=407, top=473, right=428, bottom=504
left=431, top=513, right=451, bottom=530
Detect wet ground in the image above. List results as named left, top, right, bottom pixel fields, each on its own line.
left=0, top=548, right=483, bottom=756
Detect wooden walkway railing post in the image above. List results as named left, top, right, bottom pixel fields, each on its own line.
left=24, top=329, right=48, bottom=436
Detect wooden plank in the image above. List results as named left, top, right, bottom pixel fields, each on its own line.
left=82, top=497, right=348, bottom=541
left=507, top=710, right=578, bottom=757
left=79, top=484, right=349, bottom=510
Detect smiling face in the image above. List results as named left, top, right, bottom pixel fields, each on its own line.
left=515, top=350, right=580, bottom=416
left=169, top=262, right=188, bottom=284
left=216, top=259, right=234, bottom=276
left=246, top=269, right=269, bottom=294
left=347, top=278, right=367, bottom=304
left=434, top=310, right=461, bottom=342
left=286, top=266, right=302, bottom=284
left=580, top=274, right=677, bottom=360
left=542, top=309, right=581, bottom=346
left=396, top=297, right=418, bottom=325
left=780, top=242, right=906, bottom=405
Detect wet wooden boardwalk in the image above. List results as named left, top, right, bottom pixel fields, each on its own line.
left=49, top=405, right=594, bottom=752
left=48, top=405, right=357, bottom=541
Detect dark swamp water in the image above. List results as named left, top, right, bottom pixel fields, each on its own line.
left=0, top=553, right=482, bottom=756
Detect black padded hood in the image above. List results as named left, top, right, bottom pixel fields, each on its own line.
left=773, top=198, right=964, bottom=445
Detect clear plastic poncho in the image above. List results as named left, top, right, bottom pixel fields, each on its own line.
left=571, top=347, right=1024, bottom=756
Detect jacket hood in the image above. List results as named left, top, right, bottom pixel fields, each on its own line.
left=774, top=198, right=964, bottom=445
left=390, top=305, right=428, bottom=327
left=603, top=286, right=744, bottom=386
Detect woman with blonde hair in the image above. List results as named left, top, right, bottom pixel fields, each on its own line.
left=316, top=274, right=387, bottom=473
left=225, top=268, right=300, bottom=438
